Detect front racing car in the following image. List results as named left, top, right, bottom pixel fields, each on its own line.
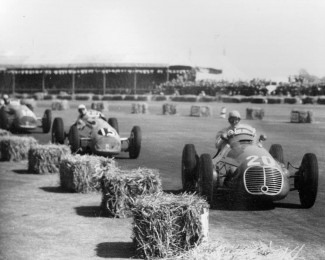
left=182, top=125, right=318, bottom=208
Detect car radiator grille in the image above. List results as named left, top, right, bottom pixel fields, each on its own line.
left=244, top=166, right=283, bottom=195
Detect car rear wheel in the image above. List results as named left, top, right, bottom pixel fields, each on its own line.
left=0, top=108, right=10, bottom=130
left=182, top=144, right=198, bottom=192
left=129, top=126, right=141, bottom=159
left=297, top=153, right=318, bottom=208
left=51, top=117, right=65, bottom=144
left=42, top=109, right=52, bottom=133
left=198, top=153, right=216, bottom=205
left=108, top=118, right=119, bottom=134
left=68, top=125, right=80, bottom=153
left=269, top=144, right=284, bottom=164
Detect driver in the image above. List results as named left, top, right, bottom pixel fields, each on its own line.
left=76, top=104, right=106, bottom=130
left=215, top=110, right=254, bottom=154
left=3, top=94, right=11, bottom=105
left=76, top=104, right=91, bottom=130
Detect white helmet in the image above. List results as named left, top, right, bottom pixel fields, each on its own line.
left=78, top=104, right=86, bottom=110
left=228, top=110, right=241, bottom=119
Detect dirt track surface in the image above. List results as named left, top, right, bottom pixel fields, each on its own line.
left=1, top=101, right=325, bottom=259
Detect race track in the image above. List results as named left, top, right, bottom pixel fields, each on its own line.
left=8, top=101, right=325, bottom=259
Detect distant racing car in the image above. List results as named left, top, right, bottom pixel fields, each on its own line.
left=51, top=110, right=141, bottom=158
left=182, top=125, right=318, bottom=208
left=0, top=101, right=52, bottom=133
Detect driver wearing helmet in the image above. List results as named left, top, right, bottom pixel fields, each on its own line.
left=76, top=104, right=106, bottom=130
left=2, top=94, right=11, bottom=105
left=215, top=110, right=256, bottom=156
left=76, top=104, right=90, bottom=130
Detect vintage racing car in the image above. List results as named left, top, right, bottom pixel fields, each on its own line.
left=51, top=110, right=142, bottom=158
left=0, top=100, right=52, bottom=133
left=182, top=125, right=318, bottom=208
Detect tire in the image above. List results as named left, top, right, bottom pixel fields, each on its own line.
left=269, top=144, right=284, bottom=164
left=42, top=109, right=52, bottom=133
left=51, top=117, right=65, bottom=144
left=182, top=144, right=197, bottom=192
left=0, top=108, right=10, bottom=130
left=198, top=153, right=216, bottom=205
left=297, top=153, right=318, bottom=208
left=108, top=118, right=119, bottom=134
left=129, top=126, right=141, bottom=159
left=68, top=125, right=80, bottom=153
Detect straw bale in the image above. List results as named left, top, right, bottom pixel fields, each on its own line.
left=28, top=144, right=71, bottom=174
left=91, top=102, right=109, bottom=112
left=59, top=154, right=116, bottom=193
left=132, top=192, right=209, bottom=259
left=0, top=136, right=38, bottom=161
left=251, top=96, right=267, bottom=104
left=190, top=105, right=211, bottom=117
left=131, top=103, right=148, bottom=114
left=246, top=107, right=265, bottom=120
left=182, top=241, right=303, bottom=260
left=100, top=168, right=162, bottom=218
left=162, top=103, right=177, bottom=115
left=0, top=129, right=11, bottom=137
left=290, top=110, right=314, bottom=123
left=51, top=100, right=70, bottom=110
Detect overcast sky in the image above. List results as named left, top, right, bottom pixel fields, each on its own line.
left=0, top=0, right=324, bottom=79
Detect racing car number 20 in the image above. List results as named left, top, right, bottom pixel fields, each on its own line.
left=247, top=155, right=276, bottom=167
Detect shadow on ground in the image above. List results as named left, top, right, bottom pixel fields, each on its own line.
left=13, top=169, right=32, bottom=174
left=95, top=242, right=136, bottom=258
left=39, top=186, right=72, bottom=193
left=75, top=206, right=103, bottom=218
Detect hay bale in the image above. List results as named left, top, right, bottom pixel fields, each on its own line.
left=162, top=103, right=177, bottom=115
left=317, top=96, right=325, bottom=105
left=251, top=96, right=267, bottom=104
left=100, top=168, right=162, bottom=218
left=152, top=95, right=167, bottom=101
left=220, top=106, right=227, bottom=118
left=190, top=105, right=211, bottom=117
left=91, top=102, right=109, bottom=112
left=246, top=107, right=265, bottom=120
left=59, top=154, right=116, bottom=193
left=0, top=136, right=38, bottom=161
left=290, top=110, right=314, bottom=123
left=198, top=95, right=217, bottom=102
left=170, top=95, right=197, bottom=102
left=28, top=144, right=71, bottom=174
left=0, top=129, right=11, bottom=137
left=132, top=192, right=209, bottom=259
left=131, top=103, right=148, bottom=114
left=51, top=100, right=70, bottom=110
left=284, top=97, right=301, bottom=104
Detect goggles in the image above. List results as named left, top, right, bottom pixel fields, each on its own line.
left=229, top=117, right=241, bottom=123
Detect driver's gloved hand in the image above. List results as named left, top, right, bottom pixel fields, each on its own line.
left=227, top=129, right=235, bottom=138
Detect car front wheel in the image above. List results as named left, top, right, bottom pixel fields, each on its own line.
left=297, top=153, right=318, bottom=208
left=129, top=126, right=141, bottom=159
left=181, top=144, right=197, bottom=192
left=198, top=153, right=216, bottom=206
left=51, top=117, right=65, bottom=144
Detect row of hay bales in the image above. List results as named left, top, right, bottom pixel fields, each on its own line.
left=14, top=92, right=325, bottom=104
left=0, top=135, right=210, bottom=258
